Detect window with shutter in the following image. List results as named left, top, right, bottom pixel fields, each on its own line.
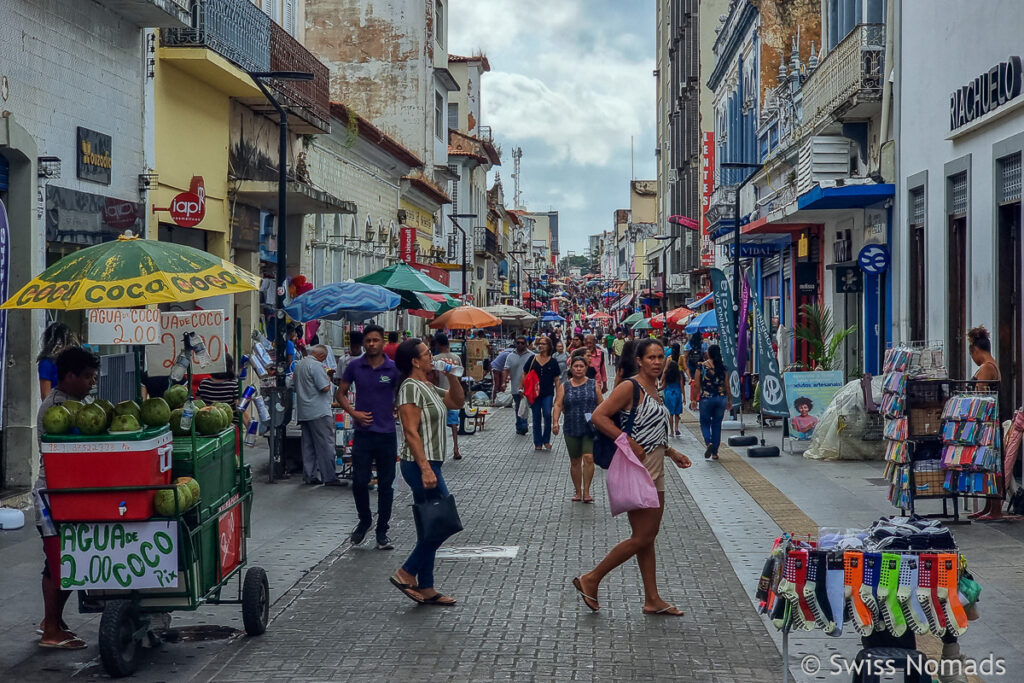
left=910, top=187, right=925, bottom=227
left=284, top=0, right=296, bottom=36
left=949, top=172, right=968, bottom=216
left=999, top=154, right=1021, bottom=205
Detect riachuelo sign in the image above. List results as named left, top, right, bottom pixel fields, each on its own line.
left=60, top=520, right=179, bottom=590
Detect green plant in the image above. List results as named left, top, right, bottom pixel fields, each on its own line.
left=793, top=302, right=856, bottom=371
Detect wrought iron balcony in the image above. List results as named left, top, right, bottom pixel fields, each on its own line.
left=477, top=126, right=493, bottom=142
left=92, top=0, right=191, bottom=27
left=800, top=23, right=884, bottom=132
left=163, top=0, right=330, bottom=133
left=474, top=226, right=498, bottom=256
left=705, top=185, right=737, bottom=224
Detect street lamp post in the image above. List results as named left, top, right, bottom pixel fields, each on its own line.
left=248, top=69, right=314, bottom=483
left=448, top=213, right=477, bottom=299
left=509, top=249, right=526, bottom=308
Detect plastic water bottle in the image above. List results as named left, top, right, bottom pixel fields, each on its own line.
left=433, top=360, right=464, bottom=377
left=180, top=398, right=195, bottom=432
left=244, top=420, right=259, bottom=447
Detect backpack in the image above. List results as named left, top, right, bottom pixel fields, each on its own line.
left=687, top=345, right=703, bottom=367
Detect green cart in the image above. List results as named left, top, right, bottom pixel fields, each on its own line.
left=41, top=420, right=267, bottom=678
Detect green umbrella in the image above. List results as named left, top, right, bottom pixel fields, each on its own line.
left=400, top=291, right=459, bottom=314
left=356, top=262, right=455, bottom=294
left=632, top=317, right=654, bottom=330
left=532, top=288, right=549, bottom=299
left=622, top=311, right=645, bottom=325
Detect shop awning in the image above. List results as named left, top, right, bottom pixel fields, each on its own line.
left=611, top=293, right=634, bottom=311
left=797, top=183, right=895, bottom=211
left=686, top=292, right=713, bottom=308
left=741, top=216, right=816, bottom=239
left=232, top=180, right=357, bottom=215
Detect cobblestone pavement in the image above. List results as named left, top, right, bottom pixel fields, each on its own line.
left=197, top=407, right=781, bottom=682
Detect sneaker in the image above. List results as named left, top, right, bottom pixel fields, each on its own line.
left=375, top=536, right=394, bottom=550
left=350, top=524, right=370, bottom=545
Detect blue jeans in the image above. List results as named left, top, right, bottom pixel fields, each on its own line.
left=531, top=393, right=553, bottom=447
left=512, top=393, right=529, bottom=433
left=400, top=460, right=449, bottom=590
left=699, top=395, right=729, bottom=453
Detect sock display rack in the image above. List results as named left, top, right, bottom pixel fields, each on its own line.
left=757, top=517, right=971, bottom=682
left=940, top=392, right=1003, bottom=498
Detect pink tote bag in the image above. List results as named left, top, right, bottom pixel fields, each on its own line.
left=606, top=433, right=660, bottom=516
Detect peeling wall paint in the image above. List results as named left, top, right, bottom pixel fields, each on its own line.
left=754, top=0, right=821, bottom=104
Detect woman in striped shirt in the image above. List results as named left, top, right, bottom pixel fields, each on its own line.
left=572, top=338, right=692, bottom=617
left=390, top=338, right=465, bottom=606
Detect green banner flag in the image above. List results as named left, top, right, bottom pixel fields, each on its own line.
left=747, top=271, right=788, bottom=416
left=709, top=267, right=741, bottom=409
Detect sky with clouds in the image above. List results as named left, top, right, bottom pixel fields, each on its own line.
left=449, top=0, right=656, bottom=257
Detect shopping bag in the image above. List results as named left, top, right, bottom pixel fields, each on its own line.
left=412, top=490, right=464, bottom=544
left=522, top=368, right=540, bottom=405
left=606, top=432, right=660, bottom=516
left=516, top=394, right=530, bottom=419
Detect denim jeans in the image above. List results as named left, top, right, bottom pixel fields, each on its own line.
left=699, top=395, right=729, bottom=453
left=512, top=393, right=529, bottom=433
left=351, top=430, right=397, bottom=539
left=531, top=393, right=553, bottom=447
left=400, top=460, right=449, bottom=590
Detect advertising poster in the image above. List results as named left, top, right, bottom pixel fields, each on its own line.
left=783, top=371, right=844, bottom=440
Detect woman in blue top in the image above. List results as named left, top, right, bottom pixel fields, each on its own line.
left=694, top=344, right=732, bottom=460
left=552, top=352, right=604, bottom=503
left=37, top=322, right=78, bottom=400
left=660, top=343, right=684, bottom=436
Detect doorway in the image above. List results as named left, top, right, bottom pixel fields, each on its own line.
left=947, top=216, right=967, bottom=380
left=998, top=203, right=1022, bottom=418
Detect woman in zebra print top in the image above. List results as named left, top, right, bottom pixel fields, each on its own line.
left=572, top=338, right=692, bottom=617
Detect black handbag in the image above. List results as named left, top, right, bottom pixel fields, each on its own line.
left=412, top=489, right=464, bottom=544
left=593, top=379, right=641, bottom=469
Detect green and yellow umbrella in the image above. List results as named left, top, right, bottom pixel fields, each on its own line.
left=0, top=233, right=259, bottom=310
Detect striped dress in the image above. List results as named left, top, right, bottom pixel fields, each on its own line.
left=620, top=382, right=669, bottom=452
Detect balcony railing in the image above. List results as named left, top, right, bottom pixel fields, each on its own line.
left=474, top=227, right=498, bottom=256
left=477, top=125, right=493, bottom=142
left=800, top=23, right=884, bottom=131
left=705, top=185, right=737, bottom=224
left=163, top=0, right=330, bottom=132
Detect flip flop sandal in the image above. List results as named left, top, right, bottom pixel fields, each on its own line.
left=643, top=605, right=685, bottom=616
left=571, top=495, right=582, bottom=502
left=583, top=496, right=594, bottom=503
left=572, top=576, right=600, bottom=611
left=389, top=576, right=424, bottom=604
left=422, top=593, right=456, bottom=606
left=39, top=637, right=87, bottom=650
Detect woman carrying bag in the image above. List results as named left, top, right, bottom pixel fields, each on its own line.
left=524, top=336, right=561, bottom=451
left=695, top=344, right=731, bottom=461
left=552, top=353, right=604, bottom=503
left=390, top=338, right=465, bottom=606
left=572, top=339, right=692, bottom=616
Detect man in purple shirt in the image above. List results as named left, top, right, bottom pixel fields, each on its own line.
left=338, top=324, right=401, bottom=549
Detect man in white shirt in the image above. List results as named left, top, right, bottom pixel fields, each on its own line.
left=502, top=336, right=535, bottom=435
left=294, top=346, right=339, bottom=486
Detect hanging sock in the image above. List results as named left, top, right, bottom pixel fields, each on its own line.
left=898, top=554, right=932, bottom=636
left=877, top=553, right=908, bottom=637
left=861, top=552, right=884, bottom=631
left=843, top=551, right=874, bottom=636
left=802, top=550, right=830, bottom=631
left=824, top=555, right=846, bottom=637
left=937, top=553, right=969, bottom=637
left=778, top=549, right=813, bottom=630
left=918, top=554, right=948, bottom=636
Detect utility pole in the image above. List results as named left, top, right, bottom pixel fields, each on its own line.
left=448, top=213, right=477, bottom=299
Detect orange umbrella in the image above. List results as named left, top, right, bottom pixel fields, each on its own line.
left=428, top=305, right=501, bottom=330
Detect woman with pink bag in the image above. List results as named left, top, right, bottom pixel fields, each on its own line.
left=572, top=338, right=692, bottom=617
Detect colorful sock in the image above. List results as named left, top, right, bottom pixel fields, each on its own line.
left=937, top=553, right=968, bottom=636
left=824, top=555, right=845, bottom=636
left=878, top=553, right=907, bottom=636
left=898, top=554, right=931, bottom=635
left=843, top=551, right=874, bottom=635
left=918, top=554, right=947, bottom=636
left=777, top=551, right=808, bottom=630
left=802, top=550, right=828, bottom=631
left=861, top=552, right=883, bottom=630
left=790, top=549, right=816, bottom=629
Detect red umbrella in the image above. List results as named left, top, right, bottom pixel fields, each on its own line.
left=666, top=306, right=695, bottom=326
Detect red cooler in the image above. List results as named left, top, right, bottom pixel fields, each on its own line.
left=41, top=427, right=173, bottom=522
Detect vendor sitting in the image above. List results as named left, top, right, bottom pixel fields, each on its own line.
left=35, top=347, right=100, bottom=649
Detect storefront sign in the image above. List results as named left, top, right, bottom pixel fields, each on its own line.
left=834, top=264, right=863, bottom=294
left=858, top=243, right=890, bottom=274
left=46, top=186, right=144, bottom=246
left=411, top=262, right=450, bottom=286
left=726, top=243, right=777, bottom=258
left=795, top=262, right=818, bottom=296
left=168, top=176, right=206, bottom=227
left=709, top=268, right=741, bottom=409
left=950, top=56, right=1022, bottom=131
left=146, top=309, right=227, bottom=376
left=750, top=271, right=788, bottom=416
left=59, top=521, right=179, bottom=590
left=0, top=200, right=8, bottom=430
left=88, top=308, right=161, bottom=345
left=77, top=127, right=112, bottom=185
left=700, top=131, right=716, bottom=266
left=399, top=226, right=416, bottom=263
left=104, top=197, right=140, bottom=231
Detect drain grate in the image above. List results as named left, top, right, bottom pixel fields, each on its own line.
left=436, top=545, right=519, bottom=559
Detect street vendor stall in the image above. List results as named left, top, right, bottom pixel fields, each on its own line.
left=2, top=232, right=269, bottom=677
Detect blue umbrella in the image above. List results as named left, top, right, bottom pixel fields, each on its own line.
left=685, top=309, right=718, bottom=334
left=541, top=311, right=565, bottom=322
left=284, top=282, right=400, bottom=322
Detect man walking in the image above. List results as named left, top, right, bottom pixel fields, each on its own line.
left=490, top=342, right=513, bottom=403
left=431, top=332, right=464, bottom=459
left=294, top=345, right=339, bottom=486
left=503, top=336, right=534, bottom=435
left=338, top=324, right=400, bottom=549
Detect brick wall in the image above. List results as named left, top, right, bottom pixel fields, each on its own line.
left=0, top=0, right=146, bottom=203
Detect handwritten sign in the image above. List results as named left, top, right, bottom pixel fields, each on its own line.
left=88, top=308, right=162, bottom=345
left=146, top=309, right=227, bottom=376
left=59, top=521, right=179, bottom=590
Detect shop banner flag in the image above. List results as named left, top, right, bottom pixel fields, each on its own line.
left=0, top=200, right=8, bottom=430
left=709, top=267, right=741, bottom=409
left=748, top=271, right=788, bottom=416
left=736, top=268, right=751, bottom=375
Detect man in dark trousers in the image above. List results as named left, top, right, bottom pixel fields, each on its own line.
left=337, top=324, right=400, bottom=549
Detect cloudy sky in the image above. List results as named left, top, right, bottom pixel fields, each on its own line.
left=449, top=0, right=656, bottom=257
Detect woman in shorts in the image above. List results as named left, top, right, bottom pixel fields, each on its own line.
left=552, top=353, right=603, bottom=502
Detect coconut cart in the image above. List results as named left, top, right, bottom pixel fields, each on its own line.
left=2, top=233, right=269, bottom=677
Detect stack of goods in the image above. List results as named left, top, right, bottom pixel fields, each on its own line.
left=756, top=517, right=975, bottom=639
left=941, top=395, right=1001, bottom=495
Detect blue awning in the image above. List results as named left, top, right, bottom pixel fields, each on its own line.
left=797, top=183, right=895, bottom=211
left=686, top=292, right=713, bottom=308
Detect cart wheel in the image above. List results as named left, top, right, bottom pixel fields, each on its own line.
left=98, top=600, right=140, bottom=678
left=242, top=566, right=270, bottom=636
